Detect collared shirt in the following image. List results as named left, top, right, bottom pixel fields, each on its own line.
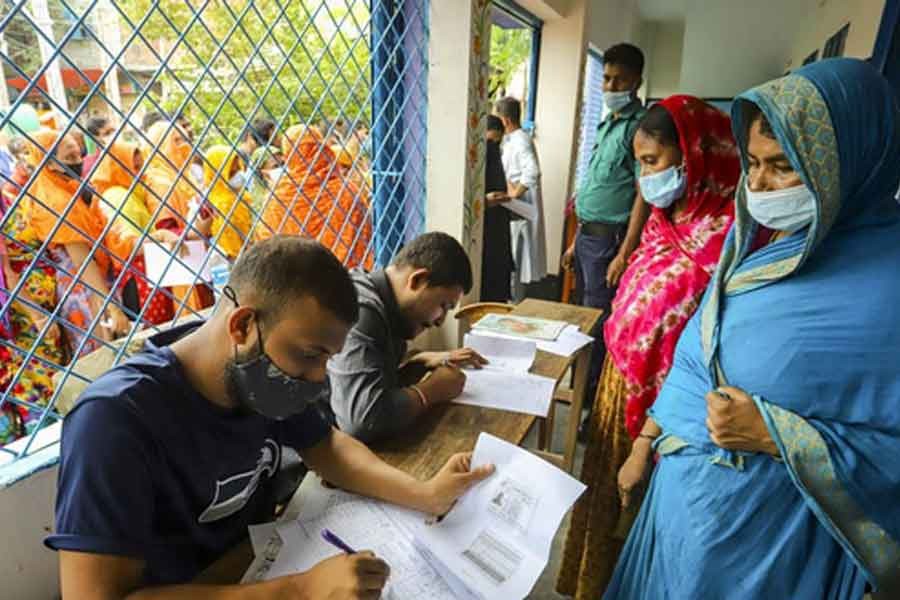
left=327, top=269, right=418, bottom=443
left=501, top=128, right=540, bottom=191
left=576, top=99, right=647, bottom=225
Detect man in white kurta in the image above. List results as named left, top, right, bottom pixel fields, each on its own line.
left=495, top=97, right=547, bottom=300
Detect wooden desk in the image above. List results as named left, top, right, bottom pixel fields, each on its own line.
left=378, top=298, right=601, bottom=476
left=197, top=298, right=601, bottom=584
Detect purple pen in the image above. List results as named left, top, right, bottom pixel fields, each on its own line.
left=321, top=528, right=357, bottom=554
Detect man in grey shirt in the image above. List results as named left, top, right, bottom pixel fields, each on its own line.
left=328, top=232, right=487, bottom=443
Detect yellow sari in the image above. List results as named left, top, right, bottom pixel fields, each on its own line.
left=203, top=146, right=254, bottom=259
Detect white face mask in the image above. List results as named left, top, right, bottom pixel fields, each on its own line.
left=604, top=91, right=633, bottom=113
left=745, top=182, right=816, bottom=233
left=639, top=165, right=686, bottom=209
left=227, top=170, right=247, bottom=192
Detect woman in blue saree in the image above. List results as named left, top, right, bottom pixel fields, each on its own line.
left=606, top=58, right=900, bottom=599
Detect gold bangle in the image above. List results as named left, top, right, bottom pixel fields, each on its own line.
left=410, top=384, right=428, bottom=407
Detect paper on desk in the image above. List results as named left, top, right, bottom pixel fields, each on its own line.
left=143, top=240, right=216, bottom=287
left=476, top=324, right=593, bottom=358
left=259, top=477, right=458, bottom=599
left=454, top=370, right=556, bottom=416
left=248, top=522, right=280, bottom=557
left=456, top=333, right=555, bottom=416
left=463, top=333, right=536, bottom=373
left=416, top=433, right=586, bottom=600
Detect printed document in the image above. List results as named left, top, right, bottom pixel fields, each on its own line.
left=476, top=324, right=593, bottom=358
left=253, top=477, right=458, bottom=599
left=416, top=433, right=586, bottom=600
left=454, top=334, right=556, bottom=416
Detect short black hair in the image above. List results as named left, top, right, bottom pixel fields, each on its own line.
left=486, top=115, right=504, bottom=133
left=637, top=104, right=680, bottom=148
left=228, top=236, right=358, bottom=325
left=743, top=102, right=776, bottom=140
left=249, top=118, right=277, bottom=145
left=391, top=232, right=473, bottom=293
left=604, top=43, right=644, bottom=76
left=86, top=116, right=110, bottom=136
left=494, top=97, right=522, bottom=126
left=141, top=111, right=166, bottom=132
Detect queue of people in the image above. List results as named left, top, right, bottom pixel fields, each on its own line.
left=0, top=112, right=377, bottom=446
left=476, top=44, right=900, bottom=598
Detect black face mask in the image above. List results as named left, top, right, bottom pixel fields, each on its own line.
left=59, top=161, right=83, bottom=179
left=223, top=286, right=330, bottom=420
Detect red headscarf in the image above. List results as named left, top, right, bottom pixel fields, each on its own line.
left=604, top=95, right=740, bottom=438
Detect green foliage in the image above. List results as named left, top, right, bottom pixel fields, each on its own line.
left=118, top=0, right=372, bottom=146
left=489, top=25, right=531, bottom=99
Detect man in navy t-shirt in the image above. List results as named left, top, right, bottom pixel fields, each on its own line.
left=46, top=236, right=494, bottom=599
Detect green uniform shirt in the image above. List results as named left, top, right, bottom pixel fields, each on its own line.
left=575, top=100, right=646, bottom=225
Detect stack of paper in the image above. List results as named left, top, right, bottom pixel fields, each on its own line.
left=243, top=433, right=586, bottom=600
left=475, top=323, right=594, bottom=358
left=419, top=433, right=587, bottom=599
left=454, top=334, right=556, bottom=417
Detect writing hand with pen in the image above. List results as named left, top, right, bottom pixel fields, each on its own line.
left=412, top=348, right=489, bottom=406
left=311, top=451, right=493, bottom=599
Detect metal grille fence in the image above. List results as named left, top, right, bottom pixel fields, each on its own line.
left=0, top=0, right=428, bottom=480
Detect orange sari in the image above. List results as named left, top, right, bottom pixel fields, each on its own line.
left=26, top=129, right=108, bottom=263
left=141, top=122, right=211, bottom=312
left=90, top=142, right=174, bottom=325
left=257, top=125, right=373, bottom=269
left=24, top=129, right=109, bottom=354
left=143, top=121, right=197, bottom=229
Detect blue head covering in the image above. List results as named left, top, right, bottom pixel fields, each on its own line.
left=611, top=62, right=900, bottom=598
left=702, top=59, right=900, bottom=365
left=680, top=58, right=900, bottom=588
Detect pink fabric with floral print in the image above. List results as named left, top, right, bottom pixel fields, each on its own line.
left=604, top=95, right=741, bottom=438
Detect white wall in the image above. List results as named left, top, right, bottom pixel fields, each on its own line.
left=676, top=0, right=814, bottom=97
left=533, top=0, right=590, bottom=274
left=786, top=0, right=887, bottom=69
left=0, top=467, right=59, bottom=599
left=643, top=20, right=684, bottom=99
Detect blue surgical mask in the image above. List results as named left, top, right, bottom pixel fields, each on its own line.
left=639, top=165, right=686, bottom=209
left=227, top=171, right=247, bottom=192
left=745, top=182, right=816, bottom=233
left=223, top=286, right=330, bottom=420
left=604, top=91, right=633, bottom=113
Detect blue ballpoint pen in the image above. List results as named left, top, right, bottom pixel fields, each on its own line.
left=321, top=528, right=357, bottom=554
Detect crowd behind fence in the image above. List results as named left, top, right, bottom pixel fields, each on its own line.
left=0, top=0, right=428, bottom=466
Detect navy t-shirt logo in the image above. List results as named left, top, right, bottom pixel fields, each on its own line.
left=198, top=438, right=280, bottom=523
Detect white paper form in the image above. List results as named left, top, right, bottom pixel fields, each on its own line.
left=260, top=477, right=458, bottom=600
left=417, top=433, right=586, bottom=600
left=454, top=334, right=556, bottom=417
left=143, top=240, right=218, bottom=287
left=475, top=324, right=593, bottom=358
left=464, top=333, right=537, bottom=372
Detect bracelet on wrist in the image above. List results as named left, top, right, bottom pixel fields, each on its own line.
left=410, top=384, right=428, bottom=408
left=637, top=433, right=658, bottom=442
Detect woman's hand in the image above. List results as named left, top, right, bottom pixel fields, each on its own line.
left=485, top=191, right=509, bottom=207
left=706, top=386, right=780, bottom=456
left=618, top=439, right=654, bottom=509
left=103, top=304, right=131, bottom=339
